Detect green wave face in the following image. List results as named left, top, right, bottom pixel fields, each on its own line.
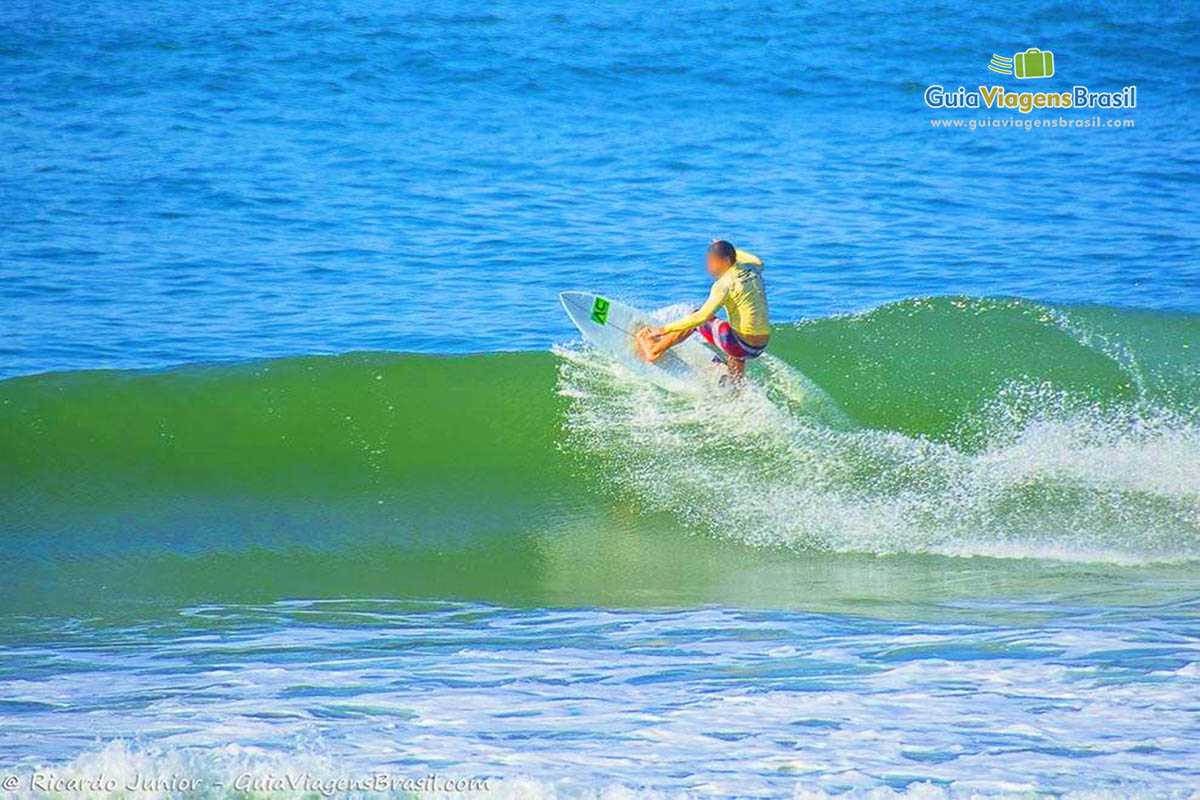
left=2, top=297, right=1198, bottom=616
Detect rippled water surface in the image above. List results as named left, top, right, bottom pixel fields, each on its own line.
left=2, top=0, right=1197, bottom=376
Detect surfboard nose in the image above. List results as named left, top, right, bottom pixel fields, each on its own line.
left=559, top=291, right=594, bottom=328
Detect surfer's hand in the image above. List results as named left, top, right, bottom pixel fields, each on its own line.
left=635, top=326, right=664, bottom=363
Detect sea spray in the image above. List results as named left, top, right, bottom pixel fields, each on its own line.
left=556, top=299, right=1200, bottom=563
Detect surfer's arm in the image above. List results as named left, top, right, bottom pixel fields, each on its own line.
left=661, top=275, right=730, bottom=334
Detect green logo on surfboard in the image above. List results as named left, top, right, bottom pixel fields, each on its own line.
left=590, top=297, right=610, bottom=325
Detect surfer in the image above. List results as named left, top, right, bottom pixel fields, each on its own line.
left=636, top=240, right=770, bottom=379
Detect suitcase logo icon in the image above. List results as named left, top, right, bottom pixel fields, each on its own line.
left=988, top=48, right=1055, bottom=79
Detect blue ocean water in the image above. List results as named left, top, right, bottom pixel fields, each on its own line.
left=2, top=0, right=1198, bottom=376
left=2, top=0, right=1200, bottom=797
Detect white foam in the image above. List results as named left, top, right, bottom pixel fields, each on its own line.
left=6, top=602, right=1200, bottom=798
left=555, top=345, right=1200, bottom=565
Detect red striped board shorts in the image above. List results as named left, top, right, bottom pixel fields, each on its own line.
left=696, top=317, right=766, bottom=360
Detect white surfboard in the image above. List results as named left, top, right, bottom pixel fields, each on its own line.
left=559, top=291, right=724, bottom=391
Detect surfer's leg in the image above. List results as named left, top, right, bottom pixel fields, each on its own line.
left=697, top=319, right=761, bottom=380
left=696, top=317, right=740, bottom=359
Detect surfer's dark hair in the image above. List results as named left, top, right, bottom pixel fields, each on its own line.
left=708, top=240, right=737, bottom=264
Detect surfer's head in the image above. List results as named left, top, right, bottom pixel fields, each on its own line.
left=707, top=240, right=737, bottom=276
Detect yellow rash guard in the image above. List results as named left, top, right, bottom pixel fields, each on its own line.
left=662, top=249, right=770, bottom=336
